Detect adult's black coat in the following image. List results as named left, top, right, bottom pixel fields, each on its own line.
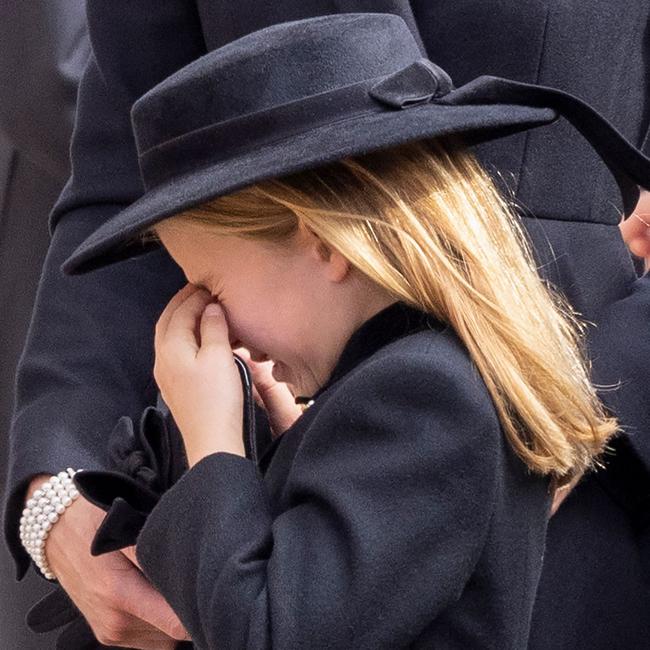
left=0, top=2, right=88, bottom=648
left=2, top=1, right=650, bottom=648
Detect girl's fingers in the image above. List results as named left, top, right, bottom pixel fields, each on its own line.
left=156, top=283, right=202, bottom=341
left=252, top=383, right=265, bottom=409
left=234, top=347, right=265, bottom=407
left=233, top=346, right=302, bottom=436
left=258, top=380, right=303, bottom=434
left=161, top=287, right=213, bottom=354
left=246, top=356, right=285, bottom=395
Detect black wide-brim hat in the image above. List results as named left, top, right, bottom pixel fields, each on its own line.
left=63, top=12, right=650, bottom=275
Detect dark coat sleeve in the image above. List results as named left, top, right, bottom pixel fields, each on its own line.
left=1, top=1, right=206, bottom=581
left=134, top=350, right=503, bottom=649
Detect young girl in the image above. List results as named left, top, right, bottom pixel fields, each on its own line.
left=117, top=132, right=613, bottom=648
left=56, top=12, right=650, bottom=649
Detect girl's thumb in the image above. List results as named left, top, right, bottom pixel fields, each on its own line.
left=200, top=302, right=227, bottom=349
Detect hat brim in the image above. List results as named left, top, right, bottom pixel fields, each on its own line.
left=62, top=102, right=557, bottom=275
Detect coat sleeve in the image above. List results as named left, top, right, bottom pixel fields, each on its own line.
left=1, top=1, right=207, bottom=581
left=135, top=349, right=503, bottom=649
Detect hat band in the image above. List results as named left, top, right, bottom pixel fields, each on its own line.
left=139, top=79, right=384, bottom=190
left=138, top=58, right=453, bottom=191
left=138, top=59, right=650, bottom=216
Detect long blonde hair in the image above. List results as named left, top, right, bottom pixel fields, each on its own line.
left=141, top=134, right=618, bottom=487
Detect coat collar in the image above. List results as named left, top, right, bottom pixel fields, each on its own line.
left=294, top=300, right=446, bottom=405
left=256, top=300, right=446, bottom=471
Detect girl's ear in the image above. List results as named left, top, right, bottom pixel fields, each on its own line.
left=323, top=246, right=352, bottom=283
left=297, top=223, right=351, bottom=282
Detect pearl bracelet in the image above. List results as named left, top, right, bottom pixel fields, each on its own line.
left=19, top=468, right=83, bottom=580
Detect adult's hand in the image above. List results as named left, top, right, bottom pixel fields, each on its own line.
left=620, top=189, right=650, bottom=271
left=25, top=474, right=192, bottom=649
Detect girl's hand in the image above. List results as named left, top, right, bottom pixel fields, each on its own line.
left=231, top=347, right=304, bottom=438
left=154, top=283, right=245, bottom=467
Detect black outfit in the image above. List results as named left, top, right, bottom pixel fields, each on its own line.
left=132, top=300, right=552, bottom=649
left=3, top=2, right=650, bottom=649
left=27, top=301, right=551, bottom=649
left=0, top=2, right=88, bottom=648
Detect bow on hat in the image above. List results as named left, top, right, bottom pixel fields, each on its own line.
left=25, top=354, right=266, bottom=649
left=368, top=57, right=650, bottom=216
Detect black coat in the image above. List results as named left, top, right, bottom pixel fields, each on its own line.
left=0, top=2, right=88, bottom=648
left=3, top=2, right=650, bottom=648
left=133, top=300, right=552, bottom=649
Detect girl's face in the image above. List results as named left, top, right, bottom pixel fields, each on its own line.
left=155, top=220, right=395, bottom=397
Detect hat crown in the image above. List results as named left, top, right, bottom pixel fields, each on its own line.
left=64, top=11, right=650, bottom=275
left=131, top=13, right=422, bottom=155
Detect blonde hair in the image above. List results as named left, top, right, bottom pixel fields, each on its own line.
left=141, top=134, right=618, bottom=487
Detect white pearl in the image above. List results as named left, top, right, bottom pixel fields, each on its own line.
left=20, top=467, right=85, bottom=581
